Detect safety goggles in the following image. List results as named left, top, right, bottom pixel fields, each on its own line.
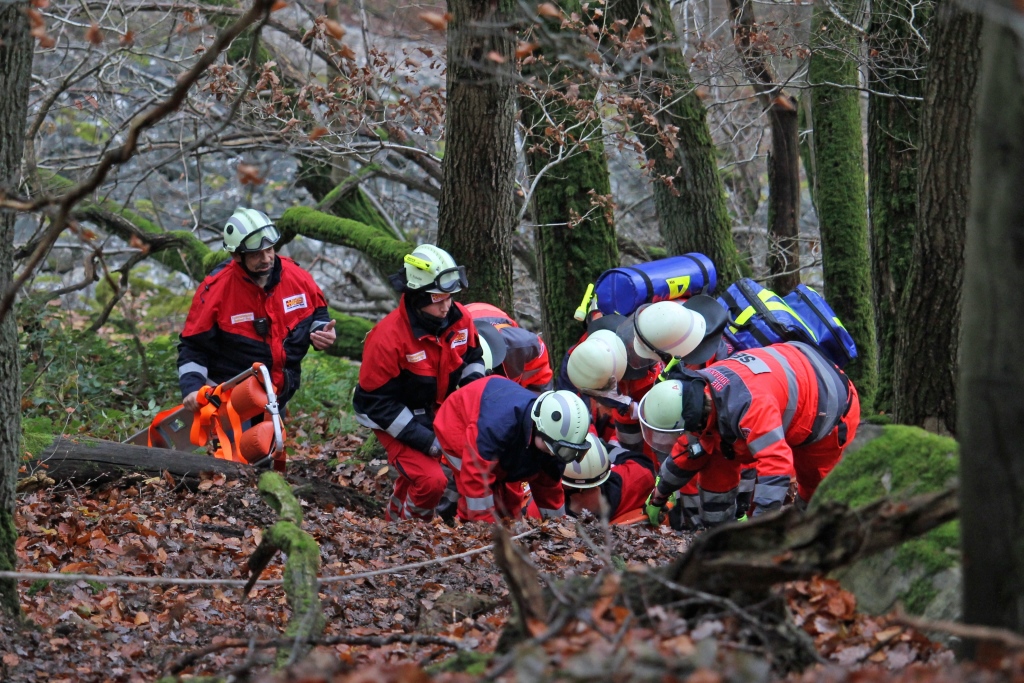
left=240, top=224, right=281, bottom=252
left=543, top=437, right=592, bottom=464
left=431, top=265, right=469, bottom=293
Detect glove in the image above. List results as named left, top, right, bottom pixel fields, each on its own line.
left=644, top=491, right=666, bottom=527
left=428, top=437, right=443, bottom=458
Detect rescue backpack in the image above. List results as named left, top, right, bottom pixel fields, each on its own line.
left=717, top=278, right=858, bottom=368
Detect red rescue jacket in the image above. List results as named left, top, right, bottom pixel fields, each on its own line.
left=465, top=302, right=553, bottom=391
left=177, top=257, right=329, bottom=405
left=353, top=296, right=485, bottom=455
left=433, top=376, right=565, bottom=522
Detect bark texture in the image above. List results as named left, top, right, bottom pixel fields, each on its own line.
left=28, top=437, right=250, bottom=486
left=606, top=0, right=742, bottom=284
left=867, top=0, right=930, bottom=414
left=0, top=0, right=32, bottom=616
left=522, top=1, right=619, bottom=364
left=892, top=0, right=980, bottom=434
left=808, top=0, right=877, bottom=411
left=726, top=0, right=800, bottom=294
left=438, top=0, right=518, bottom=311
left=958, top=11, right=1024, bottom=648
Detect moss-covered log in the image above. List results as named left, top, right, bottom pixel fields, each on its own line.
left=34, top=172, right=224, bottom=279
left=521, top=1, right=619, bottom=363
left=277, top=206, right=412, bottom=277
left=324, top=308, right=373, bottom=360
left=606, top=0, right=742, bottom=285
left=808, top=0, right=877, bottom=411
left=244, top=472, right=324, bottom=665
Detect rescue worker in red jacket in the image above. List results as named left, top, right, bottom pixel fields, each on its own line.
left=561, top=433, right=657, bottom=523
left=353, top=244, right=486, bottom=522
left=560, top=296, right=728, bottom=462
left=433, top=376, right=592, bottom=523
left=178, top=208, right=336, bottom=411
left=465, top=302, right=553, bottom=392
left=639, top=341, right=860, bottom=526
left=557, top=314, right=659, bottom=454
left=628, top=295, right=744, bottom=524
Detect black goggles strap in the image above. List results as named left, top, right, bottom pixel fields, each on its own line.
left=633, top=313, right=673, bottom=364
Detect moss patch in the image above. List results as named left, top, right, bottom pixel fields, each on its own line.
left=815, top=424, right=960, bottom=617
left=813, top=424, right=958, bottom=508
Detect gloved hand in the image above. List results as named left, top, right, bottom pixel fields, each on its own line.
left=428, top=437, right=443, bottom=458
left=644, top=491, right=666, bottom=527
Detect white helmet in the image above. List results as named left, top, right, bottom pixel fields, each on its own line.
left=567, top=330, right=628, bottom=391
left=532, top=390, right=591, bottom=463
left=476, top=323, right=508, bottom=372
left=632, top=301, right=707, bottom=362
left=224, top=208, right=281, bottom=253
left=403, top=244, right=468, bottom=293
left=561, top=433, right=611, bottom=488
left=637, top=380, right=687, bottom=453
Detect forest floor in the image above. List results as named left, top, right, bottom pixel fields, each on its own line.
left=1, top=429, right=1019, bottom=682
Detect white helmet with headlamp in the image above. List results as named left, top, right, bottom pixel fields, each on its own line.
left=403, top=244, right=468, bottom=294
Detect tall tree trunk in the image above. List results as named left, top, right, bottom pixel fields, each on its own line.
left=959, top=6, right=1024, bottom=649
left=437, top=0, right=517, bottom=311
left=868, top=0, right=931, bottom=415
left=892, top=0, right=980, bottom=434
left=0, top=0, right=32, bottom=616
left=726, top=0, right=801, bottom=294
left=606, top=0, right=742, bottom=285
left=808, top=0, right=877, bottom=411
left=521, top=3, right=619, bottom=364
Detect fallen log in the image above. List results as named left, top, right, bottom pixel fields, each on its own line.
left=25, top=436, right=250, bottom=488
left=661, top=486, right=960, bottom=601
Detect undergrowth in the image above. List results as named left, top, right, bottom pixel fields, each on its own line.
left=18, top=294, right=361, bottom=455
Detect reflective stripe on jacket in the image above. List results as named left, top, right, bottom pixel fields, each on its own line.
left=433, top=376, right=564, bottom=522
left=177, top=257, right=329, bottom=405
left=352, top=296, right=485, bottom=455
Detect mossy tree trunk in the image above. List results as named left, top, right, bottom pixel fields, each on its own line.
left=521, top=2, right=619, bottom=364
left=437, top=0, right=518, bottom=311
left=892, top=0, right=980, bottom=434
left=958, top=6, right=1024, bottom=648
left=867, top=0, right=931, bottom=415
left=808, top=0, right=877, bottom=411
left=0, top=0, right=32, bottom=617
left=606, top=0, right=742, bottom=285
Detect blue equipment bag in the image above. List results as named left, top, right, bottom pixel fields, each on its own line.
left=785, top=284, right=858, bottom=368
left=716, top=279, right=857, bottom=368
left=594, top=253, right=717, bottom=317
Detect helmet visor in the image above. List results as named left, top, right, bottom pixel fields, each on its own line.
left=239, top=224, right=281, bottom=252
left=615, top=316, right=659, bottom=370
left=638, top=411, right=685, bottom=453
left=544, top=437, right=592, bottom=464
left=432, top=265, right=469, bottom=293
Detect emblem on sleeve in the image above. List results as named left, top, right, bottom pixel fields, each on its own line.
left=451, top=329, right=468, bottom=348
left=283, top=293, right=308, bottom=313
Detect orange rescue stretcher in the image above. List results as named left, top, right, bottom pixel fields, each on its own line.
left=124, top=363, right=287, bottom=471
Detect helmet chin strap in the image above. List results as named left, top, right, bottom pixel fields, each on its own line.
left=239, top=257, right=272, bottom=286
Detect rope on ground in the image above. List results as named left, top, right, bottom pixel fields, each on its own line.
left=0, top=527, right=540, bottom=588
